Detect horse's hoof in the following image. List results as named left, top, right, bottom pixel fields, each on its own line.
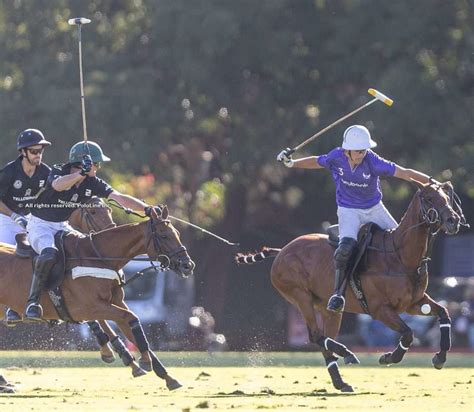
left=0, top=386, right=15, bottom=394
left=139, top=359, right=152, bottom=372
left=166, top=378, right=182, bottom=391
left=432, top=354, right=445, bottom=370
left=344, top=353, right=360, bottom=365
left=379, top=353, right=392, bottom=365
left=101, top=353, right=116, bottom=364
left=132, top=367, right=147, bottom=378
left=340, top=384, right=354, bottom=393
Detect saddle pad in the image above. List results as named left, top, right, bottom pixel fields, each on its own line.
left=71, top=266, right=122, bottom=281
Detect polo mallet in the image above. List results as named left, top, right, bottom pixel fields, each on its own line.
left=68, top=17, right=91, bottom=156
left=287, top=88, right=394, bottom=155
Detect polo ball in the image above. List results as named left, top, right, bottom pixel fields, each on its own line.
left=421, top=303, right=431, bottom=314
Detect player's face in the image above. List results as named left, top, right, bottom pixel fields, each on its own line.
left=348, top=149, right=367, bottom=165
left=24, top=145, right=44, bottom=166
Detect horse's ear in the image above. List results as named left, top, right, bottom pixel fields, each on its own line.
left=442, top=181, right=453, bottom=190
left=409, top=178, right=425, bottom=191
left=161, top=205, right=169, bottom=220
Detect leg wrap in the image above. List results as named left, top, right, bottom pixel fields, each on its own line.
left=129, top=319, right=150, bottom=353
left=325, top=355, right=345, bottom=389
left=149, top=351, right=167, bottom=379
left=87, top=321, right=110, bottom=347
left=316, top=336, right=350, bottom=358
left=439, top=318, right=451, bottom=351
left=390, top=342, right=408, bottom=363
left=110, top=336, right=134, bottom=366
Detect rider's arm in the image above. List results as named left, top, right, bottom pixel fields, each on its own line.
left=394, top=165, right=430, bottom=184
left=108, top=191, right=149, bottom=211
left=291, top=156, right=324, bottom=169
left=51, top=172, right=85, bottom=192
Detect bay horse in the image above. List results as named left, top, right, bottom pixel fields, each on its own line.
left=236, top=181, right=466, bottom=392
left=0, top=205, right=195, bottom=390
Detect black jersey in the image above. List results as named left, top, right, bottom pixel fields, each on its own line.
left=31, top=163, right=114, bottom=222
left=0, top=156, right=51, bottom=215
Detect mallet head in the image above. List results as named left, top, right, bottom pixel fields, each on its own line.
left=68, top=18, right=91, bottom=26
left=368, top=88, right=393, bottom=106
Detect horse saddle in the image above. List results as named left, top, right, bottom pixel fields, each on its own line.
left=326, top=223, right=382, bottom=314
left=16, top=231, right=79, bottom=322
left=15, top=231, right=70, bottom=290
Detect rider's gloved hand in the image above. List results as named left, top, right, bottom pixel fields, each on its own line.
left=277, top=148, right=295, bottom=168
left=11, top=212, right=28, bottom=230
left=144, top=205, right=162, bottom=217
left=80, top=154, right=93, bottom=176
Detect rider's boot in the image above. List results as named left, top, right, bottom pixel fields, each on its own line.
left=327, top=237, right=357, bottom=313
left=24, top=247, right=57, bottom=322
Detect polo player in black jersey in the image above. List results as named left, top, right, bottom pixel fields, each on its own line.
left=24, top=141, right=159, bottom=322
left=0, top=129, right=51, bottom=324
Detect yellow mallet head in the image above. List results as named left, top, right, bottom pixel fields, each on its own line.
left=368, top=88, right=393, bottom=106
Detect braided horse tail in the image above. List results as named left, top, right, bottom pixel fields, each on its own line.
left=235, top=247, right=281, bottom=265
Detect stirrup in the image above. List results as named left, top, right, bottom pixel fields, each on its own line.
left=327, top=294, right=345, bottom=313
left=24, top=303, right=43, bottom=322
left=5, top=309, right=22, bottom=327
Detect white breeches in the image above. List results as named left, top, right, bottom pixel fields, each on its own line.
left=337, top=201, right=398, bottom=241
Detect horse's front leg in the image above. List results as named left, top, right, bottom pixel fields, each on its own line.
left=96, top=319, right=146, bottom=378
left=375, top=306, right=413, bottom=366
left=115, top=316, right=182, bottom=390
left=110, top=287, right=153, bottom=374
left=87, top=320, right=116, bottom=363
left=407, top=294, right=451, bottom=369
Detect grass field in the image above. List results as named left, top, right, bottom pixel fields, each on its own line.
left=0, top=351, right=472, bottom=411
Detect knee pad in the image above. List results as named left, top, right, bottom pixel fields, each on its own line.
left=35, top=247, right=58, bottom=275
left=334, top=238, right=357, bottom=269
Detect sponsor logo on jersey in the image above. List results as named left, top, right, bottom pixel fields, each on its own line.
left=13, top=180, right=22, bottom=189
left=362, top=172, right=371, bottom=179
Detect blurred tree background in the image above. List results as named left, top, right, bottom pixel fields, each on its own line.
left=0, top=0, right=472, bottom=349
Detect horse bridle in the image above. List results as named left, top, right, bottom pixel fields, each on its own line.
left=144, top=217, right=188, bottom=271
left=418, top=184, right=468, bottom=229
left=80, top=201, right=116, bottom=233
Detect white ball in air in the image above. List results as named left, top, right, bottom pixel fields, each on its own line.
left=421, top=304, right=431, bottom=314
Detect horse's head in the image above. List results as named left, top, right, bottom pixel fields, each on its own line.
left=145, top=205, right=195, bottom=278
left=414, top=180, right=464, bottom=235
left=69, top=197, right=116, bottom=234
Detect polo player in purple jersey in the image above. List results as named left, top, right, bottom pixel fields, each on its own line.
left=277, top=125, right=432, bottom=313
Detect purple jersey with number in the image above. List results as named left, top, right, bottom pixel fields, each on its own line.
left=317, top=147, right=396, bottom=209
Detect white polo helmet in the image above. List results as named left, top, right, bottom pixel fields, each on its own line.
left=342, top=125, right=377, bottom=150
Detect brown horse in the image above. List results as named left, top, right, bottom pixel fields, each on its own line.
left=236, top=181, right=465, bottom=392
left=0, top=205, right=195, bottom=390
